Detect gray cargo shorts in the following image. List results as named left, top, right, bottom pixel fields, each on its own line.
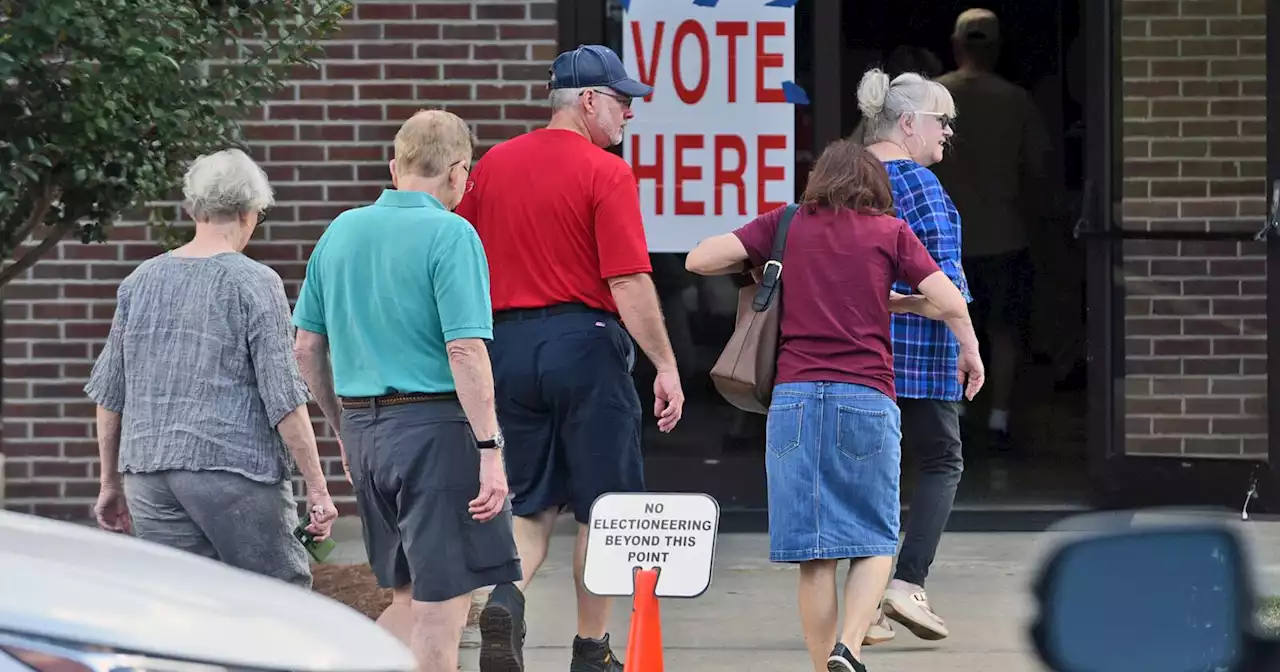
left=123, top=469, right=311, bottom=588
left=341, top=396, right=522, bottom=603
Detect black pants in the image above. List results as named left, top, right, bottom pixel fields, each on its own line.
left=895, top=398, right=964, bottom=587
left=964, top=248, right=1034, bottom=348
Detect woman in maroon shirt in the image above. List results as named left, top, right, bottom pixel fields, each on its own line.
left=686, top=141, right=982, bottom=672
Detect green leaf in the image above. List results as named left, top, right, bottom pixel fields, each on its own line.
left=0, top=0, right=347, bottom=285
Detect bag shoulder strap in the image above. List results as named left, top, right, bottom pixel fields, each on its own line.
left=751, top=203, right=801, bottom=312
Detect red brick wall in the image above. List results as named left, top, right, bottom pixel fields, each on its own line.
left=1119, top=0, right=1268, bottom=456
left=1, top=0, right=558, bottom=519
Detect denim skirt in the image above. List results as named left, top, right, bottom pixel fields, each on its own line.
left=765, top=381, right=902, bottom=562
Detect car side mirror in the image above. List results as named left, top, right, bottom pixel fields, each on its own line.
left=1031, top=525, right=1254, bottom=672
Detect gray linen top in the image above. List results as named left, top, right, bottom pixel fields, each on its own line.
left=84, top=252, right=312, bottom=483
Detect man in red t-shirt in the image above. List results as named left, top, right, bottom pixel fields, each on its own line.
left=455, top=44, right=685, bottom=672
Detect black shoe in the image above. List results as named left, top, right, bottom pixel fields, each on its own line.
left=826, top=643, right=867, bottom=672
left=989, top=428, right=1014, bottom=453
left=569, top=633, right=624, bottom=672
left=479, top=583, right=526, bottom=672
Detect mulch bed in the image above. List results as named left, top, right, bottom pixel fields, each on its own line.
left=311, top=563, right=486, bottom=631
left=312, top=563, right=392, bottom=620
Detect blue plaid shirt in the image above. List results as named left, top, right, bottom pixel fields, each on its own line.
left=886, top=160, right=972, bottom=401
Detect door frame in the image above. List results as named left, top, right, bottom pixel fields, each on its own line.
left=555, top=0, right=838, bottom=511
left=1082, top=0, right=1280, bottom=513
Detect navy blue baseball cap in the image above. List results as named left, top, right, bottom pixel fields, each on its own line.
left=548, top=44, right=653, bottom=98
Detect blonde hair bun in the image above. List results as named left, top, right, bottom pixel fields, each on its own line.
left=857, top=68, right=891, bottom=119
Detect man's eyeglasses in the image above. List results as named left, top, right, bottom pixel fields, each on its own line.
left=450, top=159, right=475, bottom=193
left=582, top=88, right=633, bottom=109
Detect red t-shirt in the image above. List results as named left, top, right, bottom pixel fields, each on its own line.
left=454, top=129, right=652, bottom=314
left=733, top=205, right=942, bottom=400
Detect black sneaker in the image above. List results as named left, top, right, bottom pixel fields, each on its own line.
left=989, top=428, right=1014, bottom=453
left=479, top=583, right=526, bottom=672
left=826, top=642, right=867, bottom=672
left=569, top=633, right=624, bottom=672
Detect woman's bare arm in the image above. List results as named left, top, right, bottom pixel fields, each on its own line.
left=686, top=233, right=752, bottom=276
left=888, top=291, right=945, bottom=319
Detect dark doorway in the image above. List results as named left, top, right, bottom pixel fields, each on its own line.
left=841, top=0, right=1094, bottom=507
left=570, top=0, right=1095, bottom=511
left=598, top=0, right=818, bottom=509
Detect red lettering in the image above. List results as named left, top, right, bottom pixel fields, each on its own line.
left=631, top=134, right=665, bottom=215
left=673, top=135, right=705, bottom=216
left=756, top=135, right=787, bottom=214
left=672, top=20, right=710, bottom=105
left=713, top=136, right=747, bottom=216
left=630, top=21, right=664, bottom=103
left=715, top=21, right=748, bottom=103
left=755, top=21, right=786, bottom=103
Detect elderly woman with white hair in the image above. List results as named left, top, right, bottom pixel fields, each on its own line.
left=85, top=148, right=336, bottom=588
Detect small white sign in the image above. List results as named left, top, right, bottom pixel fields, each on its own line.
left=583, top=492, right=721, bottom=599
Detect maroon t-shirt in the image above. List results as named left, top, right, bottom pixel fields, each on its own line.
left=733, top=204, right=942, bottom=400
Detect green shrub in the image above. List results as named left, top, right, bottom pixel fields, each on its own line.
left=0, top=0, right=350, bottom=284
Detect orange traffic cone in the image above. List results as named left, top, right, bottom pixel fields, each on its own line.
left=624, top=568, right=664, bottom=672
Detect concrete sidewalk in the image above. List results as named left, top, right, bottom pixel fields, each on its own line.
left=329, top=518, right=1050, bottom=671
left=327, top=513, right=1280, bottom=671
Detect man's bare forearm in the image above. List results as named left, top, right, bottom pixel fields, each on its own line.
left=608, top=273, right=677, bottom=373
left=95, top=406, right=123, bottom=487
left=294, top=333, right=342, bottom=434
left=446, top=338, right=501, bottom=441
left=277, top=406, right=329, bottom=493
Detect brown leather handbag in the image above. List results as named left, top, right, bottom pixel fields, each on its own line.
left=710, top=204, right=800, bottom=414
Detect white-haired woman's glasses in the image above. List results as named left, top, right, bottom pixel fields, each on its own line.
left=915, top=111, right=954, bottom=129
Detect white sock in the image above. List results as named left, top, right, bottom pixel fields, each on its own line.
left=989, top=409, right=1009, bottom=432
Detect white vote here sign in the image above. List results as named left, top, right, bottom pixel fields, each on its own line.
left=583, top=492, right=721, bottom=599
left=622, top=1, right=797, bottom=252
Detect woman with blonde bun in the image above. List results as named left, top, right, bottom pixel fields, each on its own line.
left=856, top=68, right=986, bottom=649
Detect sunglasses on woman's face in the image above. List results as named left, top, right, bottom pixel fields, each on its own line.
left=917, top=111, right=953, bottom=129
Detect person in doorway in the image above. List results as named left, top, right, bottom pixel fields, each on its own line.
left=292, top=110, right=522, bottom=672
left=855, top=68, right=982, bottom=645
left=86, top=148, right=336, bottom=587
left=931, top=8, right=1053, bottom=452
left=454, top=44, right=686, bottom=672
left=685, top=141, right=982, bottom=672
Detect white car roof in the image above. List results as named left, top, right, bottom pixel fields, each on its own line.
left=0, top=510, right=415, bottom=672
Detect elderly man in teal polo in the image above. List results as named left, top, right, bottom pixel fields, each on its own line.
left=292, top=109, right=521, bottom=672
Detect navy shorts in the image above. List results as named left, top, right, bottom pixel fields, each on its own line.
left=341, top=399, right=523, bottom=602
left=490, top=304, right=645, bottom=524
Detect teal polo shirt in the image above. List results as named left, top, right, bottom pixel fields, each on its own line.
left=292, top=190, right=493, bottom=397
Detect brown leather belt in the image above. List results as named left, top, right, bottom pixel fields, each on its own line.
left=339, top=391, right=456, bottom=410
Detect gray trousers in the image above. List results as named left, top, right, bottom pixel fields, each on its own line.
left=123, top=469, right=312, bottom=589
left=895, top=399, right=964, bottom=587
